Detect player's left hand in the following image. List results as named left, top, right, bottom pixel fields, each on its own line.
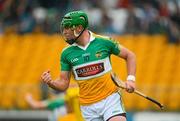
left=125, top=81, right=135, bottom=93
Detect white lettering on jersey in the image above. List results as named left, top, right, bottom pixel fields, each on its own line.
left=71, top=58, right=79, bottom=63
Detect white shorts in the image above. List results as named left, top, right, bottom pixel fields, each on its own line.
left=80, top=92, right=126, bottom=121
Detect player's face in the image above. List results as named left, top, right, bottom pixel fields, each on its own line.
left=62, top=27, right=75, bottom=40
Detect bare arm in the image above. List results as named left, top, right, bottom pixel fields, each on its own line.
left=118, top=45, right=136, bottom=76
left=118, top=45, right=136, bottom=92
left=41, top=71, right=71, bottom=91
left=25, top=93, right=47, bottom=109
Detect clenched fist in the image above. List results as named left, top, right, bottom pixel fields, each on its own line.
left=41, top=70, right=52, bottom=85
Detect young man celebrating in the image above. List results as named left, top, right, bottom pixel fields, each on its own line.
left=41, top=10, right=136, bottom=121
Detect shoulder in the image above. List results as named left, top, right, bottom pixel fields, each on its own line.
left=93, top=33, right=119, bottom=45
left=93, top=33, right=111, bottom=40
left=93, top=33, right=110, bottom=44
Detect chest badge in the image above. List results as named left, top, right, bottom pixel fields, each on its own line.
left=95, top=51, right=102, bottom=58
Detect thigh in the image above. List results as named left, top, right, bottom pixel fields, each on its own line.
left=103, top=92, right=126, bottom=121
left=108, top=114, right=126, bottom=121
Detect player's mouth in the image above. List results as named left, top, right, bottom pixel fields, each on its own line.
left=65, top=35, right=74, bottom=41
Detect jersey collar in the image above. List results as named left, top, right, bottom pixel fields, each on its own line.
left=72, top=31, right=95, bottom=50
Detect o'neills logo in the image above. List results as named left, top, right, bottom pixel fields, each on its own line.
left=75, top=63, right=104, bottom=77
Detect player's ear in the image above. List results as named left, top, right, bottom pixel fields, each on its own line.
left=76, top=25, right=84, bottom=32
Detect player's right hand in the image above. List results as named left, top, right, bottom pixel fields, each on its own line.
left=41, top=70, right=52, bottom=85
left=125, top=80, right=135, bottom=93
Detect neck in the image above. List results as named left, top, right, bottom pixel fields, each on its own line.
left=76, top=30, right=90, bottom=47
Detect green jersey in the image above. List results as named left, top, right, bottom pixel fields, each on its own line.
left=60, top=31, right=121, bottom=105
left=44, top=97, right=65, bottom=110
